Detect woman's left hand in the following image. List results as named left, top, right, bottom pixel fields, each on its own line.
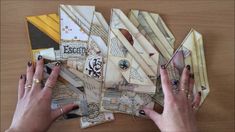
left=6, top=56, right=79, bottom=132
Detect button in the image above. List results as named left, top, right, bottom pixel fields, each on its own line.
left=118, top=59, right=130, bottom=70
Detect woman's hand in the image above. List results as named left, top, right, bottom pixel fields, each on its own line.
left=141, top=65, right=201, bottom=132
left=7, top=56, right=79, bottom=132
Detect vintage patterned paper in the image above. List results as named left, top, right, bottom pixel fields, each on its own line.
left=59, top=4, right=95, bottom=58
left=104, top=9, right=159, bottom=94
left=60, top=5, right=109, bottom=78
left=89, top=12, right=109, bottom=57
left=68, top=68, right=114, bottom=128
left=50, top=81, right=88, bottom=119
left=100, top=88, right=154, bottom=117
left=178, top=29, right=210, bottom=106
left=58, top=5, right=114, bottom=128
left=110, top=9, right=159, bottom=76
left=127, top=10, right=180, bottom=105
left=80, top=112, right=114, bottom=128
left=129, top=10, right=175, bottom=61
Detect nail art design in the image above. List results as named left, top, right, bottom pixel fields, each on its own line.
left=186, top=65, right=190, bottom=70
left=37, top=55, right=43, bottom=60
left=189, top=73, right=194, bottom=79
left=198, top=91, right=201, bottom=96
left=55, top=61, right=61, bottom=66
left=27, top=61, right=32, bottom=67
left=173, top=80, right=179, bottom=85
left=139, top=110, right=145, bottom=115
left=161, top=65, right=166, bottom=69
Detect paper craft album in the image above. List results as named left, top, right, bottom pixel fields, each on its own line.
left=25, top=4, right=210, bottom=129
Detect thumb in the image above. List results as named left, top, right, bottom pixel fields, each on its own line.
left=51, top=103, right=79, bottom=120
left=143, top=108, right=161, bottom=126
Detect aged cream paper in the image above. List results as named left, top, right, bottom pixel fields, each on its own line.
left=100, top=88, right=154, bottom=117
left=129, top=10, right=175, bottom=61
left=104, top=9, right=159, bottom=94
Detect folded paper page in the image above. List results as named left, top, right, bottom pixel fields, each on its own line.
left=177, top=29, right=209, bottom=106
left=100, top=88, right=154, bottom=117
left=104, top=8, right=159, bottom=94
left=153, top=29, right=209, bottom=106
left=59, top=5, right=114, bottom=128
left=129, top=10, right=175, bottom=61
left=59, top=4, right=95, bottom=58
left=68, top=68, right=114, bottom=129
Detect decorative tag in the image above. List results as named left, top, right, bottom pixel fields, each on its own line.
left=84, top=55, right=103, bottom=80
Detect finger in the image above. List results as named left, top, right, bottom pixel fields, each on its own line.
left=143, top=108, right=161, bottom=126
left=18, top=74, right=26, bottom=100
left=160, top=66, right=173, bottom=100
left=187, top=74, right=195, bottom=102
left=179, top=65, right=190, bottom=95
left=43, top=62, right=61, bottom=92
left=25, top=61, right=34, bottom=94
left=32, top=55, right=44, bottom=90
left=192, top=92, right=201, bottom=112
left=51, top=103, right=79, bottom=121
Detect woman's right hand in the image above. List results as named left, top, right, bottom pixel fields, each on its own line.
left=141, top=65, right=201, bottom=132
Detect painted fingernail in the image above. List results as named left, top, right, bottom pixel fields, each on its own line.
left=186, top=65, right=190, bottom=70
left=198, top=91, right=201, bottom=96
left=161, top=65, right=166, bottom=69
left=27, top=61, right=32, bottom=67
left=189, top=73, right=194, bottom=79
left=173, top=80, right=179, bottom=85
left=139, top=110, right=145, bottom=115
left=20, top=74, right=26, bottom=80
left=72, top=105, right=79, bottom=110
left=37, top=55, right=43, bottom=60
left=55, top=61, right=61, bottom=66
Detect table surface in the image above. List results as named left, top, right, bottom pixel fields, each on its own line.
left=1, top=0, right=234, bottom=132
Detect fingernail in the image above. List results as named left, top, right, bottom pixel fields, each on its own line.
left=198, top=92, right=201, bottom=96
left=189, top=73, right=194, bottom=79
left=72, top=105, right=79, bottom=110
left=38, top=55, right=43, bottom=60
left=27, top=61, right=32, bottom=67
left=45, top=66, right=52, bottom=74
left=186, top=65, right=190, bottom=70
left=55, top=61, right=61, bottom=66
left=139, top=110, right=145, bottom=115
left=173, top=80, right=178, bottom=85
left=161, top=65, right=166, bottom=69
left=20, top=74, right=26, bottom=79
